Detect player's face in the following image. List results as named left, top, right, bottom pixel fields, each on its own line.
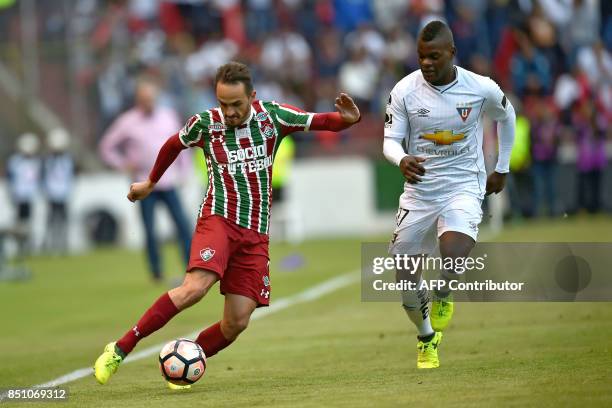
left=216, top=82, right=256, bottom=127
left=417, top=38, right=455, bottom=85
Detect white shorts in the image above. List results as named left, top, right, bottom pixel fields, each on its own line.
left=389, top=194, right=483, bottom=256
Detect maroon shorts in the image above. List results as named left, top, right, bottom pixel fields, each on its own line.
left=187, top=214, right=270, bottom=307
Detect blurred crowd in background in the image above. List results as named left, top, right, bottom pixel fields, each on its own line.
left=0, top=0, right=611, bottom=245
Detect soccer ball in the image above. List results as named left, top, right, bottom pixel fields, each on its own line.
left=159, top=339, right=207, bottom=385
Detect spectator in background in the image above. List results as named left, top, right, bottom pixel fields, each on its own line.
left=6, top=133, right=41, bottom=252
left=345, top=23, right=386, bottom=64
left=448, top=0, right=490, bottom=67
left=527, top=97, right=560, bottom=216
left=567, top=0, right=600, bottom=62
left=338, top=46, right=378, bottom=112
left=333, top=0, right=373, bottom=33
left=511, top=34, right=552, bottom=96
left=577, top=41, right=612, bottom=112
left=245, top=0, right=277, bottom=41
left=43, top=128, right=75, bottom=255
left=259, top=25, right=312, bottom=89
left=573, top=100, right=607, bottom=213
left=99, top=77, right=193, bottom=283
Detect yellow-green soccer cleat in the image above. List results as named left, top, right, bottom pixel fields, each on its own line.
left=167, top=382, right=192, bottom=390
left=417, top=332, right=442, bottom=369
left=94, top=342, right=124, bottom=384
left=431, top=296, right=454, bottom=332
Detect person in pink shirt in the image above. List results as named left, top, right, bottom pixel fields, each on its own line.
left=99, top=77, right=192, bottom=282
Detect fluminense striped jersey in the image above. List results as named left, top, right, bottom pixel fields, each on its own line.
left=179, top=100, right=314, bottom=234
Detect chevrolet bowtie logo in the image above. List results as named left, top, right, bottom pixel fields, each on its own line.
left=420, top=130, right=465, bottom=145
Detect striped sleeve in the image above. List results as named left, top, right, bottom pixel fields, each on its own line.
left=272, top=102, right=314, bottom=135
left=178, top=112, right=209, bottom=147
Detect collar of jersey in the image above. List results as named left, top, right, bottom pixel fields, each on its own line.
left=425, top=66, right=459, bottom=94
left=235, top=106, right=257, bottom=129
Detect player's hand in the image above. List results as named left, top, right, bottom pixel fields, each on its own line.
left=127, top=179, right=155, bottom=202
left=399, top=155, right=426, bottom=184
left=486, top=171, right=507, bottom=196
left=335, top=93, right=361, bottom=124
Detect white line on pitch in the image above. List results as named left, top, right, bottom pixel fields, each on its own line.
left=2, top=271, right=359, bottom=397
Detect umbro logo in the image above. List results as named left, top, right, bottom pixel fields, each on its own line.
left=417, top=108, right=430, bottom=117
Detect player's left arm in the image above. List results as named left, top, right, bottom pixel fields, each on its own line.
left=277, top=93, right=360, bottom=136
left=310, top=93, right=361, bottom=131
left=483, top=78, right=516, bottom=195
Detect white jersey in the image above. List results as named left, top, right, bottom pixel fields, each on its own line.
left=7, top=154, right=41, bottom=203
left=384, top=66, right=512, bottom=209
left=43, top=153, right=75, bottom=202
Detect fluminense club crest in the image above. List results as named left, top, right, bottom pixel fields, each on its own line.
left=200, top=248, right=215, bottom=261
left=262, top=125, right=274, bottom=138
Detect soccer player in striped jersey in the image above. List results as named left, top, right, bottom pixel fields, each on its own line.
left=94, top=62, right=361, bottom=388
left=383, top=21, right=515, bottom=369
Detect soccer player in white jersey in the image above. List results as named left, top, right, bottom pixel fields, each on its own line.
left=383, top=21, right=515, bottom=368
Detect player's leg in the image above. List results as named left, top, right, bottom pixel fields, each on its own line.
left=160, top=188, right=192, bottom=266
left=56, top=202, right=69, bottom=254
left=94, top=214, right=229, bottom=385
left=431, top=194, right=482, bottom=332
left=396, top=266, right=432, bottom=340
left=389, top=207, right=441, bottom=368
left=140, top=192, right=162, bottom=281
left=195, top=293, right=257, bottom=358
left=118, top=270, right=218, bottom=354
left=94, top=269, right=219, bottom=385
left=195, top=225, right=270, bottom=358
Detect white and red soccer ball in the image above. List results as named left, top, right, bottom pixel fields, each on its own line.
left=159, top=339, right=206, bottom=385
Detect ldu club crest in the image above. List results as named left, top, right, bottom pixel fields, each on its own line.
left=200, top=248, right=215, bottom=261
left=456, top=103, right=473, bottom=122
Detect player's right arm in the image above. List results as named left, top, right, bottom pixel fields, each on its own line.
left=383, top=85, right=426, bottom=184
left=128, top=114, right=206, bottom=202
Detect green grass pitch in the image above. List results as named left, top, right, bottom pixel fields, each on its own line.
left=1, top=215, right=611, bottom=407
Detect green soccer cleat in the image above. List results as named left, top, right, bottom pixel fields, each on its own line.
left=93, top=342, right=124, bottom=385
left=431, top=295, right=454, bottom=332
left=167, top=382, right=192, bottom=390
left=417, top=332, right=442, bottom=369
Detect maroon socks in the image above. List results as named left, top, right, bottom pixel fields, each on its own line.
left=195, top=321, right=234, bottom=358
left=116, top=292, right=179, bottom=355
